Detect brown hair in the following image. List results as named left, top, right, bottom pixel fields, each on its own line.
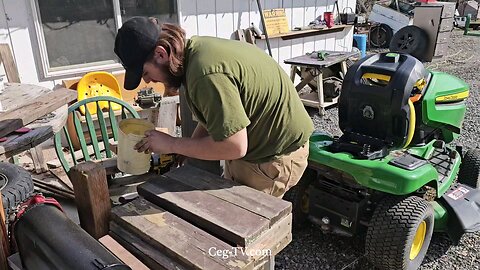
left=156, top=23, right=186, bottom=78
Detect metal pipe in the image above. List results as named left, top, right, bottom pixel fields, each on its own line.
left=255, top=0, right=273, bottom=57
left=14, top=203, right=131, bottom=270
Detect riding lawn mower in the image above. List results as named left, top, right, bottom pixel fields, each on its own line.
left=285, top=52, right=480, bottom=270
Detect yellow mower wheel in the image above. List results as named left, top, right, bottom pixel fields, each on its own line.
left=366, top=196, right=434, bottom=270
left=410, top=221, right=426, bottom=260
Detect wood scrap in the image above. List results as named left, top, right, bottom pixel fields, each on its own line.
left=68, top=161, right=110, bottom=239
left=99, top=235, right=149, bottom=270
left=49, top=167, right=73, bottom=191
left=0, top=87, right=77, bottom=138
left=111, top=198, right=254, bottom=270
left=32, top=182, right=74, bottom=200
left=33, top=185, right=74, bottom=200
left=110, top=222, right=189, bottom=270
left=0, top=126, right=53, bottom=160
left=0, top=44, right=20, bottom=83
left=137, top=174, right=270, bottom=247
left=31, top=172, right=73, bottom=193
left=30, top=145, right=48, bottom=174
left=164, top=165, right=292, bottom=225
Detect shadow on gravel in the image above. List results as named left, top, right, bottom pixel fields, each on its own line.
left=276, top=223, right=454, bottom=270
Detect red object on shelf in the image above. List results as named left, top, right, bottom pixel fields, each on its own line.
left=15, top=127, right=31, bottom=133
left=0, top=137, right=7, bottom=142
left=324, top=12, right=334, bottom=28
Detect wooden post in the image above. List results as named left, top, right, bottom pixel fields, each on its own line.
left=179, top=86, right=221, bottom=175
left=0, top=44, right=20, bottom=83
left=157, top=96, right=179, bottom=136
left=30, top=145, right=48, bottom=173
left=0, top=192, right=9, bottom=270
left=68, top=161, right=110, bottom=239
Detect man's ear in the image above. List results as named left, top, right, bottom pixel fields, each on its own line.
left=153, top=45, right=169, bottom=64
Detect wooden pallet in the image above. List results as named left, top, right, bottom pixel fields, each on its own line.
left=110, top=165, right=293, bottom=270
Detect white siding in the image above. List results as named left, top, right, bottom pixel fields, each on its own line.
left=0, top=0, right=355, bottom=88
left=178, top=0, right=355, bottom=74
left=0, top=0, right=55, bottom=88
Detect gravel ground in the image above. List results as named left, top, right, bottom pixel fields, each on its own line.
left=276, top=29, right=480, bottom=270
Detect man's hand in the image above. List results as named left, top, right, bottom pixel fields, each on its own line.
left=134, top=130, right=174, bottom=154
left=134, top=127, right=248, bottom=161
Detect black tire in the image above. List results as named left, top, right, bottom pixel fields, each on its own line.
left=0, top=163, right=35, bottom=217
left=458, top=149, right=480, bottom=188
left=389, top=26, right=428, bottom=61
left=283, top=168, right=315, bottom=228
left=365, top=196, right=434, bottom=270
left=369, top=24, right=393, bottom=48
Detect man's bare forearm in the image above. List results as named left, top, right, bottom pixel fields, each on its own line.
left=171, top=128, right=248, bottom=160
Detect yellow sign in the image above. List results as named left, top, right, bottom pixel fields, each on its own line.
left=263, top=9, right=290, bottom=36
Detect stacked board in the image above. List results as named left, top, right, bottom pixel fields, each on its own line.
left=110, top=165, right=292, bottom=270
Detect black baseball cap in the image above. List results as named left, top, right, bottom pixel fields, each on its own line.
left=114, top=17, right=160, bottom=90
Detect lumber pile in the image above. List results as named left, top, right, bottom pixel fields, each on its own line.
left=110, top=165, right=292, bottom=270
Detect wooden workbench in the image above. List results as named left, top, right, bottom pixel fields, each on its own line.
left=0, top=84, right=76, bottom=161
left=284, top=50, right=359, bottom=115
left=69, top=163, right=292, bottom=270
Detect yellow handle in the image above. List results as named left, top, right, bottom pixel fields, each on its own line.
left=404, top=99, right=416, bottom=148
left=362, top=73, right=391, bottom=82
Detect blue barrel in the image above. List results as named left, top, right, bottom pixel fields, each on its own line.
left=353, top=34, right=367, bottom=58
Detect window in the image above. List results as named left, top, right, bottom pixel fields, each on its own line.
left=32, top=0, right=178, bottom=78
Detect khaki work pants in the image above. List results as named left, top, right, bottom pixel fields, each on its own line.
left=224, top=142, right=309, bottom=198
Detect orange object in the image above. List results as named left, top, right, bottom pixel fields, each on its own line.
left=410, top=94, right=422, bottom=103
left=324, top=12, right=334, bottom=28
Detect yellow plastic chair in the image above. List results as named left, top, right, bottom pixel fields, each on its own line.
left=77, top=71, right=123, bottom=115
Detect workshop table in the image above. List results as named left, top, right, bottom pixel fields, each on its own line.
left=0, top=83, right=77, bottom=164
left=284, top=50, right=359, bottom=115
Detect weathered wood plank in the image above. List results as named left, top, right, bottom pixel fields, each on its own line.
left=0, top=87, right=77, bottom=138
left=30, top=145, right=48, bottom=174
left=68, top=161, right=110, bottom=239
left=0, top=126, right=52, bottom=159
left=247, top=214, right=292, bottom=258
left=0, top=84, right=52, bottom=112
left=99, top=235, right=149, bottom=270
left=0, top=191, right=9, bottom=270
left=164, top=165, right=292, bottom=225
left=92, top=157, right=120, bottom=176
left=110, top=222, right=188, bottom=270
left=111, top=198, right=254, bottom=270
left=137, top=175, right=270, bottom=247
left=49, top=167, right=73, bottom=191
left=0, top=44, right=20, bottom=83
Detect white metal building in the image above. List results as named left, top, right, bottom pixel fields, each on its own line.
left=0, top=0, right=355, bottom=88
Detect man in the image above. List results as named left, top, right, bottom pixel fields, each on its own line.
left=114, top=17, right=314, bottom=198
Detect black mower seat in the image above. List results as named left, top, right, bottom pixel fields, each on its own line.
left=331, top=53, right=429, bottom=159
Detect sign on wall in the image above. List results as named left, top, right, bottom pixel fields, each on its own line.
left=263, top=9, right=290, bottom=36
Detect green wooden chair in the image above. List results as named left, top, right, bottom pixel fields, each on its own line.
left=54, top=96, right=140, bottom=173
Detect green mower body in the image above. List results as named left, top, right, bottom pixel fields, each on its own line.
left=289, top=53, right=479, bottom=270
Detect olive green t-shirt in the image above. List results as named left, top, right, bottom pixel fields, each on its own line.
left=183, top=36, right=314, bottom=163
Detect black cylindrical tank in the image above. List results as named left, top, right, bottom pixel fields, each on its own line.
left=13, top=203, right=131, bottom=270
